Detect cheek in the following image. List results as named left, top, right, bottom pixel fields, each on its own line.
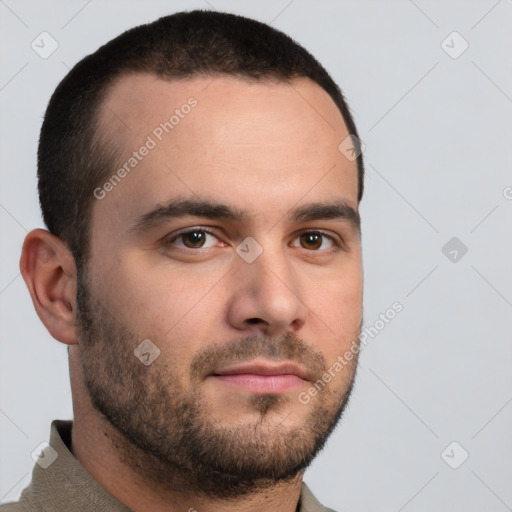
left=96, top=259, right=225, bottom=357
left=310, top=267, right=363, bottom=359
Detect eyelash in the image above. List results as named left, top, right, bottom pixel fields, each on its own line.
left=163, top=227, right=341, bottom=252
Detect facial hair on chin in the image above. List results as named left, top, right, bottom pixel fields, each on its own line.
left=75, top=274, right=360, bottom=499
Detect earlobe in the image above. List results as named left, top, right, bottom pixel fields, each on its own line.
left=20, top=229, right=78, bottom=345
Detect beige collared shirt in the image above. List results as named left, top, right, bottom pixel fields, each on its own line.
left=1, top=420, right=336, bottom=512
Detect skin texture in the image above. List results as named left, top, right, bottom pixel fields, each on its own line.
left=20, top=74, right=363, bottom=512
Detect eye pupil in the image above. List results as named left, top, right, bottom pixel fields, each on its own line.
left=183, top=231, right=206, bottom=248
left=300, top=232, right=322, bottom=250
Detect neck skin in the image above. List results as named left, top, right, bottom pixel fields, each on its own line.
left=68, top=347, right=303, bottom=512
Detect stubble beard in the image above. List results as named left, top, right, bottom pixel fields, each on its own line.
left=75, top=273, right=359, bottom=499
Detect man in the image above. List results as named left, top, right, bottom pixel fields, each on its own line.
left=2, top=9, right=364, bottom=512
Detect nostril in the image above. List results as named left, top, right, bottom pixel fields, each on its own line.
left=247, top=318, right=263, bottom=325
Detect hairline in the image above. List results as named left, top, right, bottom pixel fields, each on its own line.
left=94, top=69, right=360, bottom=192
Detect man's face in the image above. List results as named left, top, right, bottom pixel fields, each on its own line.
left=76, top=74, right=363, bottom=496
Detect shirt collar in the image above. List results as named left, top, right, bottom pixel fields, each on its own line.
left=19, top=419, right=332, bottom=512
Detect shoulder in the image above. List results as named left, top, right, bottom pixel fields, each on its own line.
left=0, top=484, right=41, bottom=512
left=0, top=503, right=29, bottom=511
left=0, top=419, right=74, bottom=512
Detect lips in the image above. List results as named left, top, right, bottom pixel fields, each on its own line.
left=210, top=360, right=311, bottom=394
left=214, top=362, right=309, bottom=380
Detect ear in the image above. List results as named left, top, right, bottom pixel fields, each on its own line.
left=20, top=229, right=78, bottom=345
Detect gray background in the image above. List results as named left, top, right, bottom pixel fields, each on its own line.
left=1, top=1, right=511, bottom=510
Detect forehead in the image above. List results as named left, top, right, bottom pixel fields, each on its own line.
left=93, top=73, right=358, bottom=234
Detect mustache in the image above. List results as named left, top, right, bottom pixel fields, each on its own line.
left=190, top=331, right=327, bottom=382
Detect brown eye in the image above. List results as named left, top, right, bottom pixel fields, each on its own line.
left=294, top=231, right=335, bottom=251
left=167, top=229, right=221, bottom=250
left=300, top=232, right=322, bottom=250
left=181, top=231, right=207, bottom=248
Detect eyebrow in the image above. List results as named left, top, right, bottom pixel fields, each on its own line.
left=128, top=198, right=360, bottom=234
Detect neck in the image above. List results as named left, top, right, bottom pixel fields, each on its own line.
left=68, top=349, right=303, bottom=512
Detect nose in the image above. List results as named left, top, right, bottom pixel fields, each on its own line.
left=226, top=248, right=308, bottom=337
